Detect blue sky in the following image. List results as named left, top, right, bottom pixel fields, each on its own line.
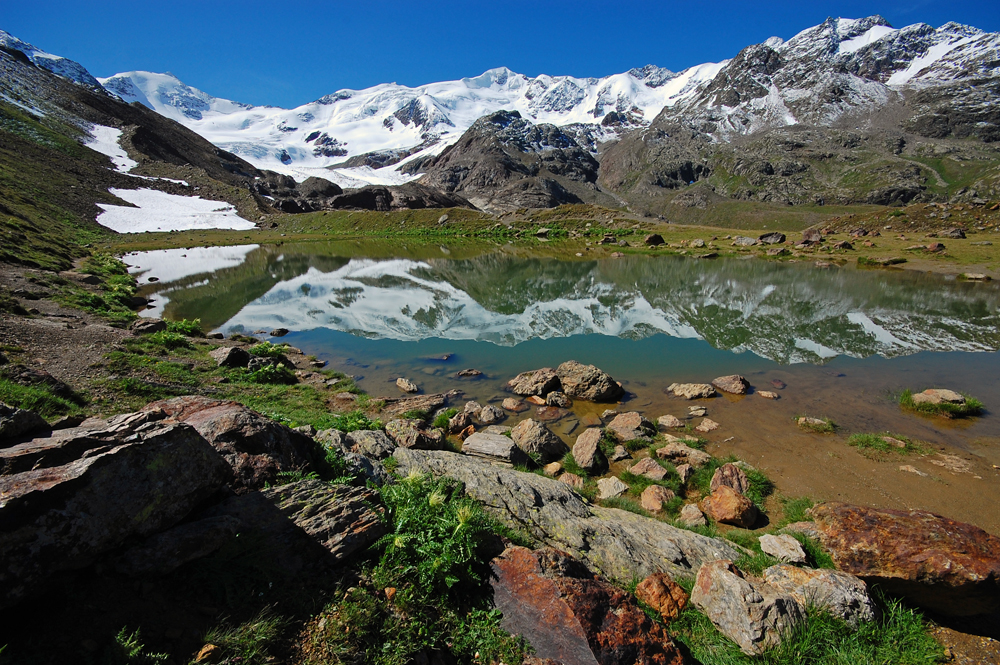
left=5, top=1, right=999, bottom=108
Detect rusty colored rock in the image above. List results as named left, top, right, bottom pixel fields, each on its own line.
left=527, top=395, right=548, bottom=405
left=631, top=457, right=669, bottom=481
left=635, top=572, right=689, bottom=621
left=810, top=502, right=1000, bottom=615
left=710, top=463, right=749, bottom=495
left=700, top=485, right=758, bottom=528
left=711, top=375, right=749, bottom=395
left=572, top=428, right=607, bottom=474
left=507, top=367, right=561, bottom=396
left=607, top=412, right=655, bottom=443
left=490, top=546, right=686, bottom=665
left=640, top=485, right=676, bottom=512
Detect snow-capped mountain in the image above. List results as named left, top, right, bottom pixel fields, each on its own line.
left=0, top=30, right=102, bottom=89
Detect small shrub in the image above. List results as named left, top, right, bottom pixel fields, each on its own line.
left=248, top=341, right=290, bottom=358
left=247, top=362, right=297, bottom=385
left=165, top=318, right=203, bottom=336
left=326, top=409, right=382, bottom=433
left=102, top=627, right=169, bottom=665
left=432, top=407, right=458, bottom=429
left=900, top=389, right=983, bottom=418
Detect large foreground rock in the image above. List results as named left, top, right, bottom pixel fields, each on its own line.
left=764, top=564, right=877, bottom=626
left=392, top=448, right=742, bottom=581
left=0, top=420, right=230, bottom=609
left=691, top=560, right=805, bottom=655
left=491, top=546, right=685, bottom=665
left=145, top=396, right=320, bottom=491
left=810, top=502, right=1000, bottom=615
left=555, top=361, right=624, bottom=402
left=507, top=367, right=561, bottom=396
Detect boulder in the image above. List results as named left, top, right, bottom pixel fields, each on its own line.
left=758, top=232, right=786, bottom=245
left=667, top=383, right=717, bottom=399
left=546, top=391, right=573, bottom=408
left=490, top=547, right=685, bottom=665
left=675, top=464, right=694, bottom=484
left=657, top=414, right=684, bottom=429
left=710, top=463, right=750, bottom=495
left=384, top=419, right=435, bottom=450
left=511, top=418, right=568, bottom=463
left=392, top=449, right=744, bottom=582
left=559, top=472, right=584, bottom=489
left=941, top=228, right=966, bottom=239
left=764, top=565, right=877, bottom=626
left=695, top=418, right=720, bottom=433
left=656, top=441, right=711, bottom=468
left=758, top=534, right=806, bottom=564
left=447, top=410, right=473, bottom=434
left=507, top=368, right=561, bottom=396
left=464, top=400, right=483, bottom=416
left=610, top=445, right=631, bottom=462
left=555, top=361, right=624, bottom=402
left=0, top=420, right=230, bottom=609
left=116, top=515, right=242, bottom=577
left=345, top=430, right=396, bottom=460
left=208, top=346, right=250, bottom=368
left=802, top=229, right=822, bottom=244
left=691, top=560, right=805, bottom=655
left=607, top=412, right=655, bottom=443
left=640, top=485, right=676, bottom=512
left=810, top=502, right=1000, bottom=615
left=700, top=486, right=758, bottom=528
left=911, top=388, right=965, bottom=406
left=131, top=319, right=167, bottom=334
left=678, top=503, right=707, bottom=527
left=635, top=572, right=689, bottom=621
left=644, top=233, right=665, bottom=246
left=0, top=403, right=49, bottom=445
left=478, top=404, right=504, bottom=424
left=631, top=457, right=669, bottom=481
left=462, top=432, right=531, bottom=467
left=711, top=375, right=749, bottom=395
left=502, top=397, right=527, bottom=412
left=572, top=428, right=607, bottom=473
left=597, top=477, right=629, bottom=499
left=262, top=479, right=386, bottom=562
left=396, top=377, right=419, bottom=393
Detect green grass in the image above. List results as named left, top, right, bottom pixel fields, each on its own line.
left=323, top=409, right=382, bottom=433
left=432, top=407, right=459, bottom=429
left=165, top=318, right=204, bottom=336
left=561, top=451, right=587, bottom=477
left=100, top=627, right=169, bottom=665
left=796, top=416, right=837, bottom=433
left=203, top=608, right=289, bottom=665
left=900, top=389, right=984, bottom=418
left=124, top=331, right=195, bottom=354
left=722, top=529, right=781, bottom=576
left=248, top=341, right=290, bottom=358
left=0, top=377, right=82, bottom=418
left=778, top=496, right=814, bottom=525
left=847, top=432, right=927, bottom=457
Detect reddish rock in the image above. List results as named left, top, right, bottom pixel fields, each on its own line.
left=710, top=463, right=750, bottom=495
left=502, top=397, right=529, bottom=412
left=555, top=360, right=624, bottom=402
left=507, top=368, right=561, bottom=396
left=490, top=546, right=686, bottom=665
left=711, top=375, right=749, bottom=395
left=640, top=485, right=676, bottom=512
left=631, top=457, right=669, bottom=481
left=635, top=572, right=689, bottom=621
left=607, top=412, right=655, bottom=443
left=810, top=502, right=1000, bottom=615
left=572, top=428, right=607, bottom=474
left=559, top=472, right=585, bottom=489
left=700, top=486, right=758, bottom=528
left=536, top=406, right=570, bottom=422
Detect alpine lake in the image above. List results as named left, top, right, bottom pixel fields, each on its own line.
left=125, top=238, right=1000, bottom=533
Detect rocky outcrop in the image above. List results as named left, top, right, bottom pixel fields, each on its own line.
left=810, top=502, right=1000, bottom=615
left=555, top=361, right=624, bottom=402
left=511, top=418, right=568, bottom=463
left=392, top=448, right=743, bottom=581
left=763, top=564, right=877, bottom=626
left=145, top=396, right=320, bottom=492
left=507, top=367, right=561, bottom=396
left=691, top=560, right=805, bottom=655
left=490, top=546, right=686, bottom=665
left=462, top=432, right=531, bottom=466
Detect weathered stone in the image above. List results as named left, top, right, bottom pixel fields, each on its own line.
left=208, top=346, right=250, bottom=368
left=688, top=405, right=707, bottom=417
left=263, top=480, right=386, bottom=562
left=675, top=464, right=694, bottom=484
left=758, top=232, right=786, bottom=245
left=544, top=461, right=563, bottom=476
left=641, top=485, right=676, bottom=512
left=712, top=375, right=749, bottom=395
left=384, top=419, right=435, bottom=450
left=483, top=425, right=512, bottom=435
left=478, top=404, right=504, bottom=424
left=597, top=476, right=629, bottom=499
left=911, top=388, right=965, bottom=406
left=502, top=397, right=529, bottom=412
left=546, top=391, right=573, bottom=408
left=345, top=430, right=396, bottom=460
left=131, top=319, right=166, bottom=334
left=464, top=400, right=483, bottom=416
left=117, top=515, right=242, bottom=577
left=710, top=463, right=750, bottom=495
left=635, top=572, right=689, bottom=621
left=679, top=503, right=707, bottom=527
left=507, top=368, right=561, bottom=396
left=462, top=432, right=530, bottom=467
left=490, top=547, right=685, bottom=665
left=0, top=420, right=230, bottom=609
left=695, top=418, right=720, bottom=433
left=559, top=472, right=584, bottom=489
left=456, top=368, right=483, bottom=377
left=611, top=445, right=631, bottom=461
left=555, top=361, right=624, bottom=402
left=396, top=377, right=419, bottom=393
left=392, top=449, right=744, bottom=582
left=700, top=486, right=758, bottom=528
left=378, top=391, right=457, bottom=420
left=691, top=560, right=805, bottom=655
left=447, top=410, right=472, bottom=434
left=657, top=414, right=684, bottom=429
left=667, top=383, right=717, bottom=399
left=145, top=397, right=320, bottom=492
left=511, top=418, right=568, bottom=463
left=527, top=395, right=548, bottom=405
left=572, top=428, right=607, bottom=473
left=810, top=502, right=1000, bottom=615
left=631, top=457, right=669, bottom=481
left=645, top=233, right=665, bottom=246
left=802, top=229, right=822, bottom=244
left=0, top=403, right=49, bottom=445
left=758, top=534, right=807, bottom=564
left=607, top=412, right=655, bottom=443
left=764, top=565, right=877, bottom=626
left=757, top=390, right=779, bottom=399
left=656, top=441, right=711, bottom=468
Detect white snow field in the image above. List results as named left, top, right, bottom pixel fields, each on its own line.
left=96, top=188, right=256, bottom=233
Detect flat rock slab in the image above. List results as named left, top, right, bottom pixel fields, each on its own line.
left=810, top=502, right=1000, bottom=615
left=462, top=432, right=530, bottom=467
left=758, top=534, right=806, bottom=564
left=378, top=391, right=458, bottom=419
left=597, top=476, right=629, bottom=499
left=667, top=383, right=717, bottom=399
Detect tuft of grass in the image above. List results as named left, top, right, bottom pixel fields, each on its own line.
left=0, top=377, right=82, bottom=418
left=601, top=495, right=651, bottom=516
left=742, top=466, right=775, bottom=507
left=847, top=432, right=926, bottom=457
left=797, top=416, right=837, bottom=433
left=165, top=318, right=203, bottom=337
left=324, top=409, right=382, bottom=433
left=203, top=608, right=288, bottom=665
left=900, top=389, right=983, bottom=418
left=101, top=627, right=169, bottom=665
left=788, top=532, right=836, bottom=570
left=561, top=451, right=587, bottom=477
left=778, top=496, right=814, bottom=525
left=432, top=407, right=459, bottom=430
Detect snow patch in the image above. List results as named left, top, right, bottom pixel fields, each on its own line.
left=840, top=25, right=897, bottom=53
left=85, top=125, right=138, bottom=173
left=96, top=189, right=257, bottom=233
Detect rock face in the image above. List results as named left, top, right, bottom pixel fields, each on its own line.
left=393, top=448, right=743, bottom=581
left=764, top=564, right=877, bottom=626
left=667, top=383, right=717, bottom=399
left=511, top=418, right=568, bottom=463
left=117, top=515, right=242, bottom=577
left=145, top=396, right=320, bottom=492
left=710, top=463, right=750, bottom=495
left=490, top=547, right=686, bottom=665
left=0, top=403, right=49, bottom=444
left=607, top=412, right=655, bottom=443
left=208, top=346, right=250, bottom=368
left=0, top=419, right=230, bottom=609
left=507, top=367, right=561, bottom=396
left=555, top=361, right=624, bottom=402
left=712, top=375, right=749, bottom=395
left=572, top=428, right=607, bottom=473
left=262, top=480, right=386, bottom=562
left=635, top=572, right=689, bottom=621
left=462, top=432, right=531, bottom=467
left=810, top=502, right=1000, bottom=615
left=691, top=560, right=805, bottom=656
left=758, top=534, right=806, bottom=564
left=700, top=486, right=758, bottom=527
